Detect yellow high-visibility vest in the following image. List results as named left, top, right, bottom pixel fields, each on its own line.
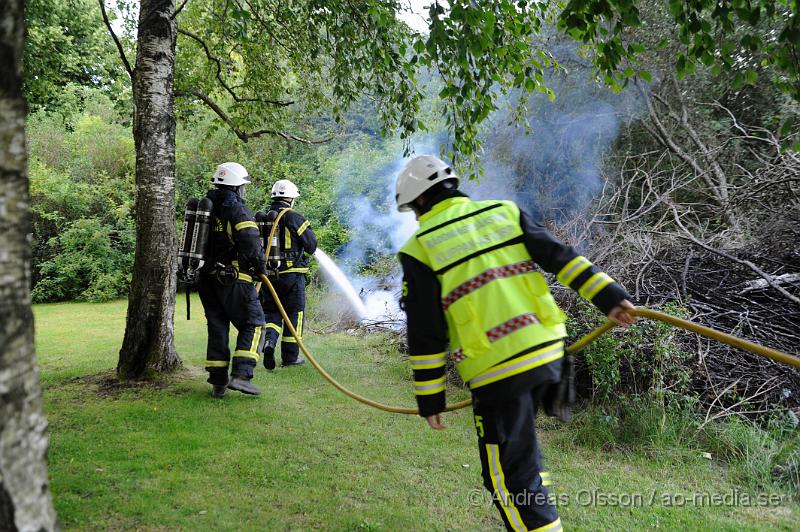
left=400, top=197, right=566, bottom=385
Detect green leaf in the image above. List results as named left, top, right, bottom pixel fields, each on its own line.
left=676, top=54, right=687, bottom=76
left=779, top=117, right=795, bottom=137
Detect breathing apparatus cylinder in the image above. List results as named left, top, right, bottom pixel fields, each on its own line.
left=178, top=198, right=199, bottom=274
left=178, top=197, right=213, bottom=320
left=256, top=210, right=273, bottom=275
left=256, top=210, right=268, bottom=248
left=262, top=209, right=282, bottom=273
left=190, top=197, right=213, bottom=271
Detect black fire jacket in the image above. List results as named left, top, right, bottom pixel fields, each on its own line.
left=267, top=200, right=318, bottom=274
left=205, top=187, right=267, bottom=277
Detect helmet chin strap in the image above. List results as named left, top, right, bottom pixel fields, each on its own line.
left=412, top=179, right=459, bottom=217
left=272, top=196, right=296, bottom=207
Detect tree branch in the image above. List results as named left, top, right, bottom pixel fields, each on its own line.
left=172, top=0, right=191, bottom=18
left=240, top=0, right=294, bottom=54
left=178, top=89, right=332, bottom=144
left=642, top=87, right=716, bottom=193
left=177, top=28, right=293, bottom=106
left=98, top=0, right=133, bottom=78
left=669, top=204, right=800, bottom=306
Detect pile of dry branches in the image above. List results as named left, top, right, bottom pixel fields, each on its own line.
left=574, top=90, right=800, bottom=420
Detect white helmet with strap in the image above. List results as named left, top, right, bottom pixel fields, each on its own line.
left=212, top=162, right=251, bottom=186
left=395, top=155, right=459, bottom=212
left=271, top=179, right=300, bottom=199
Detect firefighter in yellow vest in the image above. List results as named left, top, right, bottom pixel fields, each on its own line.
left=396, top=155, right=637, bottom=532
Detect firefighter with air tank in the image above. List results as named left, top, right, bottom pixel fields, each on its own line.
left=256, top=179, right=318, bottom=370
left=181, top=162, right=269, bottom=398
left=395, top=155, right=637, bottom=532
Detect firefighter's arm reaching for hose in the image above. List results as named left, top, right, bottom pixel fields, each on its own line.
left=399, top=208, right=637, bottom=429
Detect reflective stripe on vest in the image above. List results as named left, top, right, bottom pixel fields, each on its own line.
left=400, top=198, right=566, bottom=383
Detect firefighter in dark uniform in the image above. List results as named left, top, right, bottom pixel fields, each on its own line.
left=395, top=155, right=637, bottom=532
left=259, top=179, right=318, bottom=370
left=199, top=162, right=268, bottom=397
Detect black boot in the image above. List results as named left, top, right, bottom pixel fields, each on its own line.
left=227, top=376, right=262, bottom=395
left=264, top=346, right=276, bottom=371
left=211, top=384, right=227, bottom=398
left=282, top=356, right=306, bottom=367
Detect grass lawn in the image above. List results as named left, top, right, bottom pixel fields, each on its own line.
left=35, top=296, right=798, bottom=530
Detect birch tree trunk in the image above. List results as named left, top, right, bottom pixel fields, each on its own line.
left=0, top=0, right=59, bottom=528
left=117, top=0, right=182, bottom=379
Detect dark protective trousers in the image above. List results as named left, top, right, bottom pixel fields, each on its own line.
left=198, top=274, right=267, bottom=385
left=259, top=273, right=306, bottom=364
left=473, top=385, right=561, bottom=532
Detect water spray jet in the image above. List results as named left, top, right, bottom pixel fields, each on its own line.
left=314, top=249, right=368, bottom=321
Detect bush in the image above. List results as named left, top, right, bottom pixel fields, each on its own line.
left=569, top=298, right=694, bottom=405
left=563, top=296, right=800, bottom=496
left=32, top=218, right=134, bottom=303
left=27, top=91, right=136, bottom=301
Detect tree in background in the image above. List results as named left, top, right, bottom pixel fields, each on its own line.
left=25, top=0, right=125, bottom=111
left=100, top=0, right=183, bottom=379
left=559, top=0, right=799, bottom=147
left=0, top=0, right=59, bottom=528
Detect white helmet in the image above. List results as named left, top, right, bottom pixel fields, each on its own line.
left=271, top=179, right=300, bottom=199
left=395, top=155, right=459, bottom=211
left=212, top=162, right=251, bottom=186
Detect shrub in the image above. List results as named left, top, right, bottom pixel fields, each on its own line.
left=569, top=298, right=694, bottom=406
left=32, top=218, right=134, bottom=303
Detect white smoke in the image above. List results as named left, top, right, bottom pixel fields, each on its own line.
left=336, top=163, right=419, bottom=323
left=318, top=43, right=647, bottom=324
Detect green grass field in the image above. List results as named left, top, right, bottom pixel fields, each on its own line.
left=35, top=296, right=798, bottom=530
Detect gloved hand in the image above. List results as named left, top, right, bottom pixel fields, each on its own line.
left=251, top=261, right=269, bottom=278
left=543, top=353, right=575, bottom=423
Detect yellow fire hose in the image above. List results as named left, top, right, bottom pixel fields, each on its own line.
left=257, top=274, right=799, bottom=415
left=257, top=212, right=799, bottom=415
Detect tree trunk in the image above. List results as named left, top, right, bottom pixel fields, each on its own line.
left=0, top=0, right=59, bottom=528
left=117, top=0, right=182, bottom=379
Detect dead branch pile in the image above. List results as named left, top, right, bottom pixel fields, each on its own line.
left=569, top=91, right=800, bottom=419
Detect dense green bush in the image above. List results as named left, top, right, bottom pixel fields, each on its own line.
left=32, top=218, right=134, bottom=302
left=28, top=93, right=136, bottom=302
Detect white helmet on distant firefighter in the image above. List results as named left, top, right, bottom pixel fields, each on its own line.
left=271, top=179, right=300, bottom=199
left=395, top=155, right=459, bottom=212
left=212, top=162, right=251, bottom=186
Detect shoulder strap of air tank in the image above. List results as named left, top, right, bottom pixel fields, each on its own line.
left=275, top=207, right=293, bottom=226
